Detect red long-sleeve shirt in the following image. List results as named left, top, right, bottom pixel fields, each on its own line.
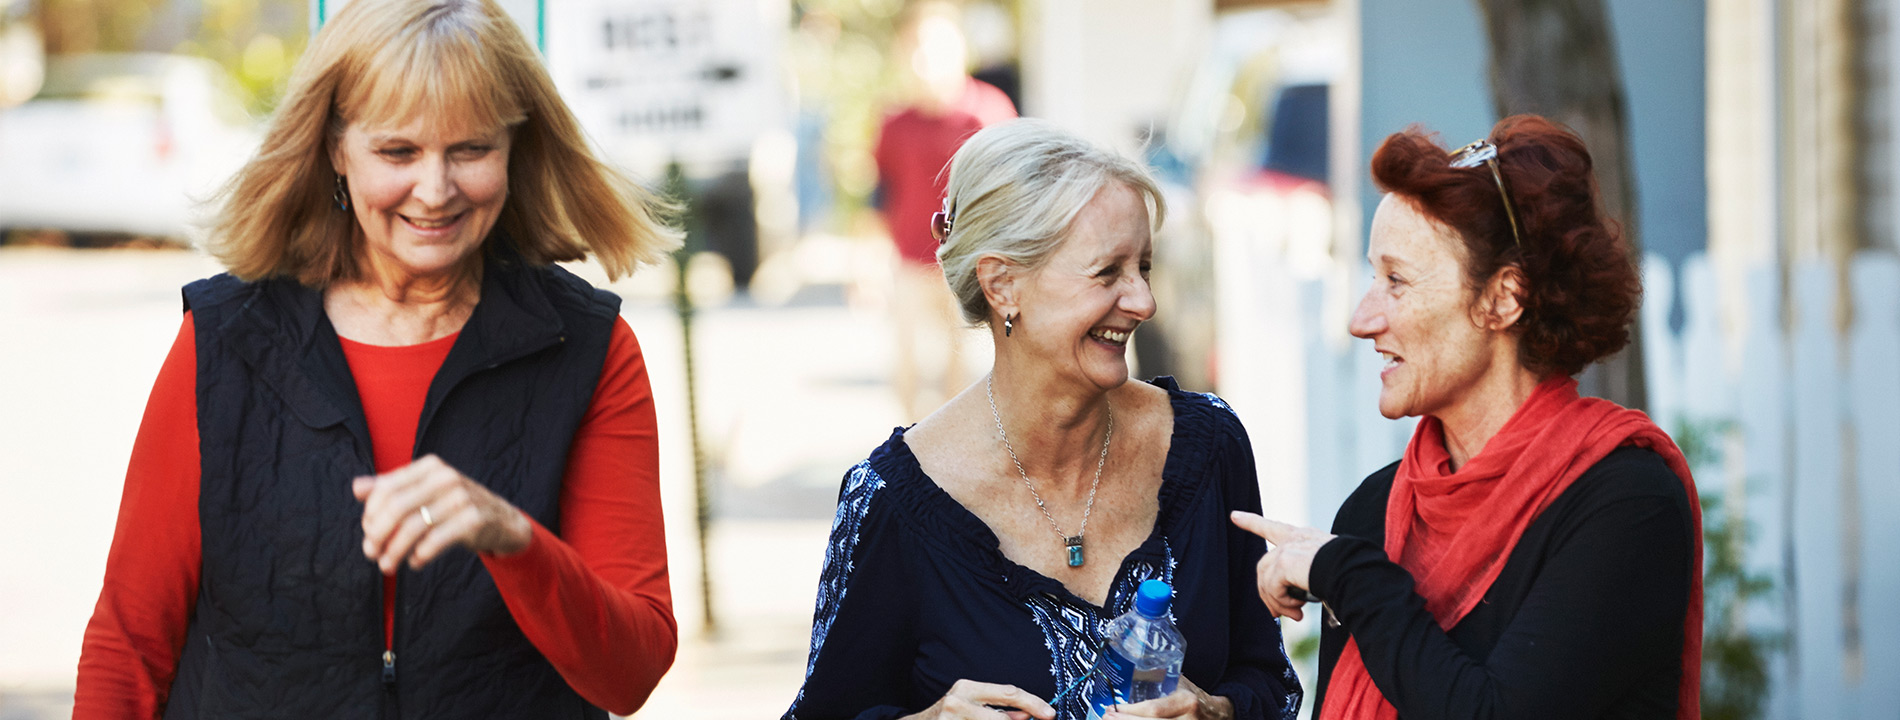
left=75, top=312, right=677, bottom=717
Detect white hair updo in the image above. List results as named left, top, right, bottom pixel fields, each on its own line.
left=934, top=118, right=1167, bottom=326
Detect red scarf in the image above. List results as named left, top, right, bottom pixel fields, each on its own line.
left=1319, top=377, right=1702, bottom=720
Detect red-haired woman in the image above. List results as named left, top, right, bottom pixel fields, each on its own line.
left=1230, top=115, right=1703, bottom=719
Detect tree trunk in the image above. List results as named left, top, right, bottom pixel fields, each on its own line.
left=1472, top=0, right=1648, bottom=412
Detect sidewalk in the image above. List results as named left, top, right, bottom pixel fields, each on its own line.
left=635, top=520, right=831, bottom=720
left=0, top=246, right=972, bottom=719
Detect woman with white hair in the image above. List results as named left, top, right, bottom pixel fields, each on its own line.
left=785, top=119, right=1300, bottom=720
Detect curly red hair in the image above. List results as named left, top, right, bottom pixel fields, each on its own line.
left=1369, top=114, right=1641, bottom=377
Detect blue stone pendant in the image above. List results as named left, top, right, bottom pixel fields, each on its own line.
left=1065, top=536, right=1085, bottom=567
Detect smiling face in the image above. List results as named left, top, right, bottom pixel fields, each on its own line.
left=330, top=114, right=512, bottom=285
left=1007, top=181, right=1157, bottom=393
left=1349, top=194, right=1498, bottom=420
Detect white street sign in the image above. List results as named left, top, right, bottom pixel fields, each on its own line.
left=547, top=0, right=788, bottom=176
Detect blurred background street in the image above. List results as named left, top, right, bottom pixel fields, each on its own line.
left=4, top=0, right=1900, bottom=718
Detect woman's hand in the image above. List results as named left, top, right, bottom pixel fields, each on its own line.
left=903, top=680, right=1056, bottom=720
left=353, top=454, right=533, bottom=574
left=1102, top=677, right=1232, bottom=720
left=1230, top=511, right=1334, bottom=621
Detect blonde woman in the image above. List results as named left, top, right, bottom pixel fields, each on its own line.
left=785, top=119, right=1300, bottom=720
left=74, top=1, right=679, bottom=717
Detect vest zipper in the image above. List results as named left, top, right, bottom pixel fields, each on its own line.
left=386, top=568, right=403, bottom=717
left=385, top=572, right=400, bottom=691
left=379, top=453, right=399, bottom=697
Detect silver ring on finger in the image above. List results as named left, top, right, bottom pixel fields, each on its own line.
left=419, top=505, right=436, bottom=527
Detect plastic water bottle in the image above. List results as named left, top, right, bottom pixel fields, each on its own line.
left=1085, top=579, right=1185, bottom=719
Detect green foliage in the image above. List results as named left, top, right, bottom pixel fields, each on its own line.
left=31, top=0, right=304, bottom=115
left=787, top=0, right=908, bottom=222
left=174, top=0, right=306, bottom=115
left=787, top=0, right=1021, bottom=229
left=1670, top=417, right=1731, bottom=469
left=1699, top=490, right=1780, bottom=720
left=36, top=0, right=164, bottom=54
left=1289, top=630, right=1319, bottom=665
left=1673, top=418, right=1781, bottom=720
left=663, top=162, right=701, bottom=262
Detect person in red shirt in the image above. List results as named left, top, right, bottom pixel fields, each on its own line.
left=75, top=1, right=680, bottom=717
left=874, top=1, right=1017, bottom=419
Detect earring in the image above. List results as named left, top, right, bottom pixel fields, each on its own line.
left=1004, top=314, right=1016, bottom=337
left=333, top=174, right=350, bottom=211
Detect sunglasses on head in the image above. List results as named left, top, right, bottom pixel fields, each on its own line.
left=1448, top=139, right=1524, bottom=248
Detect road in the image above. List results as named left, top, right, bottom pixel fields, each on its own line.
left=0, top=246, right=987, bottom=719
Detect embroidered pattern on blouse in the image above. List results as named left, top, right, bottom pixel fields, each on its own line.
left=1279, top=660, right=1302, bottom=719
left=1271, top=615, right=1301, bottom=720
left=1023, top=543, right=1176, bottom=720
left=1198, top=392, right=1236, bottom=417
left=787, top=461, right=886, bottom=718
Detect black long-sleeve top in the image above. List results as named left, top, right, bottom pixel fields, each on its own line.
left=1309, top=447, right=1695, bottom=719
left=784, top=379, right=1301, bottom=720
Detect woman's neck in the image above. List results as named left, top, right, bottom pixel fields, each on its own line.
left=1435, top=358, right=1542, bottom=471
left=326, top=256, right=481, bottom=346
left=985, top=359, right=1116, bottom=492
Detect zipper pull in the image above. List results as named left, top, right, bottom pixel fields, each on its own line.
left=382, top=650, right=396, bottom=686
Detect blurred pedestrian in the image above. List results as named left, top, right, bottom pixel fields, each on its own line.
left=875, top=0, right=1017, bottom=420
left=787, top=119, right=1301, bottom=720
left=791, top=6, right=843, bottom=235
left=74, top=1, right=680, bottom=717
left=1232, top=116, right=1702, bottom=720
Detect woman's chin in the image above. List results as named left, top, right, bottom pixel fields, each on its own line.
left=1086, top=362, right=1133, bottom=390
left=1376, top=394, right=1410, bottom=420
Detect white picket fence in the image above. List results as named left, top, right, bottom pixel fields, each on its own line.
left=1641, top=251, right=1900, bottom=719
left=1233, top=249, right=1900, bottom=717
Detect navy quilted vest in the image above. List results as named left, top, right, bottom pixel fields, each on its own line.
left=165, top=252, right=618, bottom=719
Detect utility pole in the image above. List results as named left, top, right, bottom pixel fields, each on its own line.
left=665, top=161, right=717, bottom=635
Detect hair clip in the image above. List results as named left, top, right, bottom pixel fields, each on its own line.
left=931, top=198, right=955, bottom=244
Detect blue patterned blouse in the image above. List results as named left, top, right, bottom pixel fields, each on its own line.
left=784, top=378, right=1302, bottom=720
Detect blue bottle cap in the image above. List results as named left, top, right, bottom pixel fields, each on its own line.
left=1134, top=579, right=1172, bottom=617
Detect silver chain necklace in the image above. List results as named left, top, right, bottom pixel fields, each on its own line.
left=986, top=375, right=1112, bottom=568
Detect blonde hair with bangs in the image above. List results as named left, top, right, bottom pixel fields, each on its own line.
left=936, top=119, right=1167, bottom=325
left=209, top=0, right=680, bottom=286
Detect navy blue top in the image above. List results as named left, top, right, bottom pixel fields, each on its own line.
left=784, top=378, right=1301, bottom=720
left=1309, top=447, right=1693, bottom=719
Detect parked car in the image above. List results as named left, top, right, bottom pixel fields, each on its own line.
left=0, top=53, right=259, bottom=244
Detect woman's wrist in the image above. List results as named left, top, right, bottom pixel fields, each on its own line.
left=1193, top=689, right=1233, bottom=720
left=487, top=508, right=535, bottom=557
left=1307, top=534, right=1355, bottom=603
left=505, top=508, right=534, bottom=553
